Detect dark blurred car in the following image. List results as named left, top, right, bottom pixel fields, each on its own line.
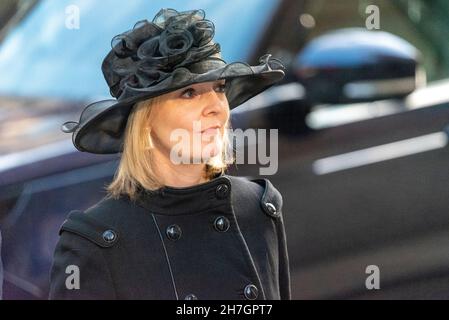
left=1, top=0, right=449, bottom=299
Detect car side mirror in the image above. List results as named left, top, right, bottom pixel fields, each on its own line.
left=294, top=28, right=425, bottom=104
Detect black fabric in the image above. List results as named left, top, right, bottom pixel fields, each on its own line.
left=103, top=9, right=222, bottom=98
left=48, top=174, right=291, bottom=300
left=59, top=211, right=119, bottom=248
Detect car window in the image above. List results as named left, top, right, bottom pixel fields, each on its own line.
left=300, top=0, right=449, bottom=82
left=256, top=0, right=449, bottom=129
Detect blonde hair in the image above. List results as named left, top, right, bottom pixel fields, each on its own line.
left=104, top=96, right=234, bottom=201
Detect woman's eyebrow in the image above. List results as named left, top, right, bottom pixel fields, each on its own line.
left=177, top=80, right=224, bottom=93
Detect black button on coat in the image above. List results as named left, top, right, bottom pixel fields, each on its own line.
left=49, top=174, right=291, bottom=300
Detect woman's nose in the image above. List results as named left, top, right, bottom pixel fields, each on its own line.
left=201, top=90, right=227, bottom=115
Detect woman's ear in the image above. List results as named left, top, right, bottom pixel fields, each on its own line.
left=145, top=126, right=154, bottom=150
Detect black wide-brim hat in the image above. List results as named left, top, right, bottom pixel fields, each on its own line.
left=61, top=8, right=286, bottom=154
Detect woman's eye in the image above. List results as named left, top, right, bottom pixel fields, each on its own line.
left=181, top=84, right=226, bottom=98
left=181, top=88, right=196, bottom=98
left=215, top=83, right=227, bottom=93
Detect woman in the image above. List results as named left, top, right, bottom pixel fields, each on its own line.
left=49, top=8, right=290, bottom=300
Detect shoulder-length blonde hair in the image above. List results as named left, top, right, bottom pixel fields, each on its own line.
left=104, top=96, right=234, bottom=201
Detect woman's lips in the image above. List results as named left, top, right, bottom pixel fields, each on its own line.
left=201, top=127, right=220, bottom=135
left=200, top=125, right=221, bottom=134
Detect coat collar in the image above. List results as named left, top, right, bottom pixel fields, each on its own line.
left=133, top=171, right=233, bottom=215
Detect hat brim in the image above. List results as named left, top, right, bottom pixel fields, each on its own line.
left=68, top=60, right=284, bottom=154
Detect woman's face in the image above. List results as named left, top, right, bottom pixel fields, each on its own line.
left=149, top=79, right=230, bottom=163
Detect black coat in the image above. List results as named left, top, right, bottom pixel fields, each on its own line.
left=49, top=174, right=291, bottom=300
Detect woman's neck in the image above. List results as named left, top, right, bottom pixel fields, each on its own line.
left=151, top=147, right=209, bottom=188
